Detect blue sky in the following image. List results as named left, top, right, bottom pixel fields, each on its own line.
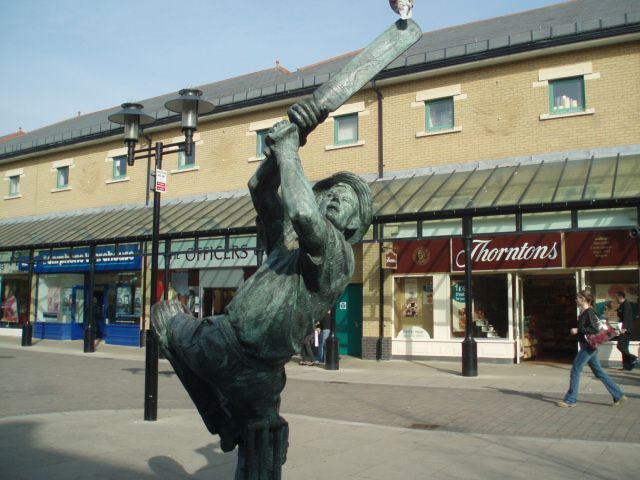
left=0, top=0, right=562, bottom=136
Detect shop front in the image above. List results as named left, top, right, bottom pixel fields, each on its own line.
left=0, top=251, right=30, bottom=331
left=389, top=229, right=638, bottom=364
left=158, top=236, right=258, bottom=319
left=23, top=244, right=142, bottom=342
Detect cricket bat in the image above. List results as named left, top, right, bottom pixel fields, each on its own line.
left=289, top=18, right=422, bottom=143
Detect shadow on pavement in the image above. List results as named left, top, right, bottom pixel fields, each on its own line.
left=0, top=419, right=235, bottom=479
left=122, top=367, right=176, bottom=377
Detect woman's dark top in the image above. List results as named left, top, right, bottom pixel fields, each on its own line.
left=577, top=307, right=599, bottom=348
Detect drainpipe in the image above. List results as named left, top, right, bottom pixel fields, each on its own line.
left=377, top=240, right=385, bottom=361
left=372, top=80, right=384, bottom=179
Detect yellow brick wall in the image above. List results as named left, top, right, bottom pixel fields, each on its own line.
left=2, top=42, right=638, bottom=220
left=381, top=43, right=640, bottom=172
left=361, top=242, right=394, bottom=338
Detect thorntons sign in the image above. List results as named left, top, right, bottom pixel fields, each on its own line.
left=451, top=233, right=562, bottom=272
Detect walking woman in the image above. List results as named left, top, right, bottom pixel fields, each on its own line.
left=558, top=290, right=627, bottom=408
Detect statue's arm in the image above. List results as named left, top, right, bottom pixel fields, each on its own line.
left=248, top=154, right=284, bottom=254
left=267, top=120, right=327, bottom=257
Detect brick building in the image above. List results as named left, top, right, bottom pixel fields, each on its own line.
left=1, top=0, right=639, bottom=364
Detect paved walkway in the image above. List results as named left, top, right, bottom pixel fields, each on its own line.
left=1, top=337, right=638, bottom=479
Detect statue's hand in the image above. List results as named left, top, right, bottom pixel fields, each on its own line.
left=265, top=120, right=300, bottom=160
left=287, top=97, right=328, bottom=146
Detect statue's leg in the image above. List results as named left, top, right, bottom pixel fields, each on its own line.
left=235, top=417, right=289, bottom=480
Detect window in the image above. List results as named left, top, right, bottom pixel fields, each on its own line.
left=334, top=113, right=359, bottom=145
left=394, top=276, right=434, bottom=339
left=57, top=166, right=69, bottom=188
left=550, top=76, right=585, bottom=114
left=256, top=129, right=268, bottom=159
left=113, top=155, right=127, bottom=179
left=426, top=97, right=454, bottom=132
left=178, top=143, right=196, bottom=169
left=8, top=175, right=20, bottom=196
left=451, top=274, right=508, bottom=339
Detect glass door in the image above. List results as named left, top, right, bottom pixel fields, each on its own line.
left=71, top=285, right=85, bottom=324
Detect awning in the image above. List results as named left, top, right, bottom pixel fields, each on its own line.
left=1, top=149, right=638, bottom=251
left=0, top=193, right=255, bottom=251
left=371, top=151, right=640, bottom=221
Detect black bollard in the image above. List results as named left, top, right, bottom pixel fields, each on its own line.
left=21, top=322, right=32, bottom=347
left=324, top=333, right=340, bottom=370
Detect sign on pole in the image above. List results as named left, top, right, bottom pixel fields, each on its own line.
left=155, top=169, right=167, bottom=193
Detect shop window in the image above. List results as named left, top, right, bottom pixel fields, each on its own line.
left=382, top=222, right=418, bottom=240
left=522, top=211, right=571, bottom=231
left=56, top=166, right=69, bottom=189
left=426, top=97, right=454, bottom=132
left=550, top=77, right=585, bottom=114
left=586, top=270, right=639, bottom=342
left=256, top=129, right=268, bottom=159
left=112, top=155, right=127, bottom=179
left=473, top=215, right=516, bottom=234
left=178, top=142, right=196, bottom=169
left=8, top=175, right=20, bottom=196
left=334, top=113, right=359, bottom=145
left=394, top=276, right=434, bottom=339
left=450, top=275, right=508, bottom=339
left=577, top=207, right=637, bottom=228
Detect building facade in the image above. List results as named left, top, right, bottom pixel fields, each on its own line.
left=1, top=0, right=639, bottom=363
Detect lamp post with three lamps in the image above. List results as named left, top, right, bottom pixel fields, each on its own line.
left=108, top=89, right=214, bottom=421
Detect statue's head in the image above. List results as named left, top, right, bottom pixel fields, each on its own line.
left=313, top=172, right=373, bottom=244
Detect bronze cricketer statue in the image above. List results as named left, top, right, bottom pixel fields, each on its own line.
left=152, top=13, right=421, bottom=480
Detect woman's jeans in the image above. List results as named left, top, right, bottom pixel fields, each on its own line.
left=564, top=345, right=624, bottom=404
left=317, top=329, right=331, bottom=363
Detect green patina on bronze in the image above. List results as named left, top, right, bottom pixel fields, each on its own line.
left=152, top=18, right=421, bottom=480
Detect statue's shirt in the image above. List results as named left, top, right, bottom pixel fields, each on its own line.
left=225, top=218, right=354, bottom=361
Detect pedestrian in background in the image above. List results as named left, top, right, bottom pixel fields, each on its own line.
left=616, top=291, right=637, bottom=371
left=558, top=290, right=626, bottom=408
left=317, top=310, right=331, bottom=364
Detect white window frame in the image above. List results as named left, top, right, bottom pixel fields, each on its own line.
left=325, top=102, right=367, bottom=151
left=534, top=62, right=599, bottom=120
left=4, top=168, right=24, bottom=199
left=170, top=133, right=202, bottom=174
left=51, top=158, right=73, bottom=192
left=247, top=117, right=283, bottom=162
left=105, top=147, right=130, bottom=184
left=413, top=84, right=465, bottom=137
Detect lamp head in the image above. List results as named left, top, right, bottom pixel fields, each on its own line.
left=165, top=89, right=214, bottom=156
left=108, top=103, right=154, bottom=165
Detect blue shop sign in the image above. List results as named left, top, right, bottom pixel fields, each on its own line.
left=20, top=245, right=141, bottom=273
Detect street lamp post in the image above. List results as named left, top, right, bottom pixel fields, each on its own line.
left=461, top=215, right=478, bottom=377
left=108, top=89, right=214, bottom=421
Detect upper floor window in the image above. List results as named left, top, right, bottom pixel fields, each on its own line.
left=550, top=76, right=585, bottom=115
left=413, top=85, right=464, bottom=138
left=57, top=166, right=69, bottom=188
left=256, top=129, right=268, bottom=159
left=8, top=175, right=20, bottom=196
left=536, top=62, right=598, bottom=121
left=334, top=113, right=359, bottom=145
left=426, top=97, right=454, bottom=132
left=113, top=155, right=127, bottom=179
left=178, top=142, right=196, bottom=169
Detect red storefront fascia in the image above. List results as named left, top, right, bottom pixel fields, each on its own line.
left=391, top=230, right=638, bottom=274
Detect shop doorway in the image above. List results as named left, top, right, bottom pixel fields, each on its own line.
left=522, top=275, right=577, bottom=362
left=201, top=288, right=236, bottom=317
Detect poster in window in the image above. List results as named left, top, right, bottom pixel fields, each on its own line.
left=451, top=281, right=466, bottom=333
left=595, top=284, right=638, bottom=328
left=404, top=278, right=419, bottom=317
left=47, top=287, right=61, bottom=314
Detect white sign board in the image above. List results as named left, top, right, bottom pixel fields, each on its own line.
left=155, top=169, right=167, bottom=193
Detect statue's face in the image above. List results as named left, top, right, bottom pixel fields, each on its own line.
left=318, top=183, right=358, bottom=231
